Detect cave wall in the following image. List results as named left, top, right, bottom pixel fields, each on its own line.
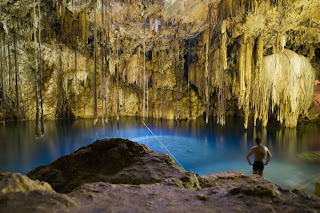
left=0, top=0, right=319, bottom=128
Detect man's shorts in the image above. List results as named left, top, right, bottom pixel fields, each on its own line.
left=253, top=161, right=264, bottom=170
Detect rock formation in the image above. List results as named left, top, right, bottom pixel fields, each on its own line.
left=1, top=138, right=320, bottom=212
left=0, top=0, right=319, bottom=128
left=26, top=138, right=192, bottom=193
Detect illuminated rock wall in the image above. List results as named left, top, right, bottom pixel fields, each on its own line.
left=0, top=0, right=319, bottom=127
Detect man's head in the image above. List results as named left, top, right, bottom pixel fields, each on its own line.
left=255, top=137, right=262, bottom=145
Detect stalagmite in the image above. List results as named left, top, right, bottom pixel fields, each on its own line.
left=13, top=32, right=19, bottom=114
left=143, top=37, right=146, bottom=120
left=93, top=0, right=98, bottom=124
left=38, top=0, right=44, bottom=134
left=33, top=0, right=40, bottom=137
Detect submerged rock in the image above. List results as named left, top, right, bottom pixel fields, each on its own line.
left=1, top=138, right=319, bottom=212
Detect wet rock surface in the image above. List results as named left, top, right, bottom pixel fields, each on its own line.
left=1, top=138, right=320, bottom=212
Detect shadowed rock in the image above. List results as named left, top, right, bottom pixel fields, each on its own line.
left=27, top=138, right=188, bottom=193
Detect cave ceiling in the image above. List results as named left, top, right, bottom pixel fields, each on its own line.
left=0, top=0, right=320, bottom=127
left=1, top=0, right=320, bottom=57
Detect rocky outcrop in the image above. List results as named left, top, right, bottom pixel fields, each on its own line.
left=26, top=138, right=189, bottom=193
left=0, top=172, right=53, bottom=193
left=1, top=138, right=319, bottom=212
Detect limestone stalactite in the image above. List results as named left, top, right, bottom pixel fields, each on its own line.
left=243, top=36, right=253, bottom=129
left=160, top=50, right=163, bottom=119
left=38, top=0, right=44, bottom=134
left=73, top=0, right=78, bottom=120
left=217, top=18, right=227, bottom=126
left=0, top=36, right=4, bottom=107
left=33, top=0, right=40, bottom=137
left=252, top=36, right=264, bottom=126
left=146, top=66, right=149, bottom=119
left=261, top=49, right=315, bottom=127
left=175, top=32, right=179, bottom=121
left=143, top=37, right=146, bottom=120
left=1, top=34, right=6, bottom=108
left=101, top=0, right=105, bottom=123
left=187, top=34, right=191, bottom=120
left=94, top=0, right=98, bottom=124
left=105, top=0, right=110, bottom=123
left=116, top=34, right=119, bottom=121
left=79, top=10, right=89, bottom=43
left=205, top=28, right=210, bottom=124
left=13, top=32, right=19, bottom=115
left=7, top=41, right=12, bottom=101
left=237, top=36, right=246, bottom=117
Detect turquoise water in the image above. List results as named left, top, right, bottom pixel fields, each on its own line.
left=0, top=117, right=320, bottom=194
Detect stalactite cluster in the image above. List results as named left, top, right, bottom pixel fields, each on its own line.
left=0, top=0, right=319, bottom=129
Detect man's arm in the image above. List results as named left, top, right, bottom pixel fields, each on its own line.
left=265, top=149, right=272, bottom=165
left=247, top=149, right=253, bottom=165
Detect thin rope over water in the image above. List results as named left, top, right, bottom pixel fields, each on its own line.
left=296, top=174, right=320, bottom=191
left=142, top=120, right=185, bottom=171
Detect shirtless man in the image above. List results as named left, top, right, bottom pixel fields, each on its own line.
left=247, top=137, right=272, bottom=176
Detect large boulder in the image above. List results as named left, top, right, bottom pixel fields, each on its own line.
left=27, top=138, right=188, bottom=193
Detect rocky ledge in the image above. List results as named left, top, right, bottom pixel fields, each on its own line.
left=1, top=138, right=320, bottom=213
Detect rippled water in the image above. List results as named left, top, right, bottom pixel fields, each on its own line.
left=0, top=117, right=319, bottom=194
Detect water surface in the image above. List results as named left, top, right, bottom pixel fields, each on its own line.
left=0, top=117, right=319, bottom=194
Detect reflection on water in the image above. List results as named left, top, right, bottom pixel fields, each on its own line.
left=0, top=117, right=320, bottom=194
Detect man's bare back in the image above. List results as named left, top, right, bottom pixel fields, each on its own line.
left=247, top=138, right=272, bottom=176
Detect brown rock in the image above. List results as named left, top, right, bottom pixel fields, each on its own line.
left=27, top=138, right=185, bottom=193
